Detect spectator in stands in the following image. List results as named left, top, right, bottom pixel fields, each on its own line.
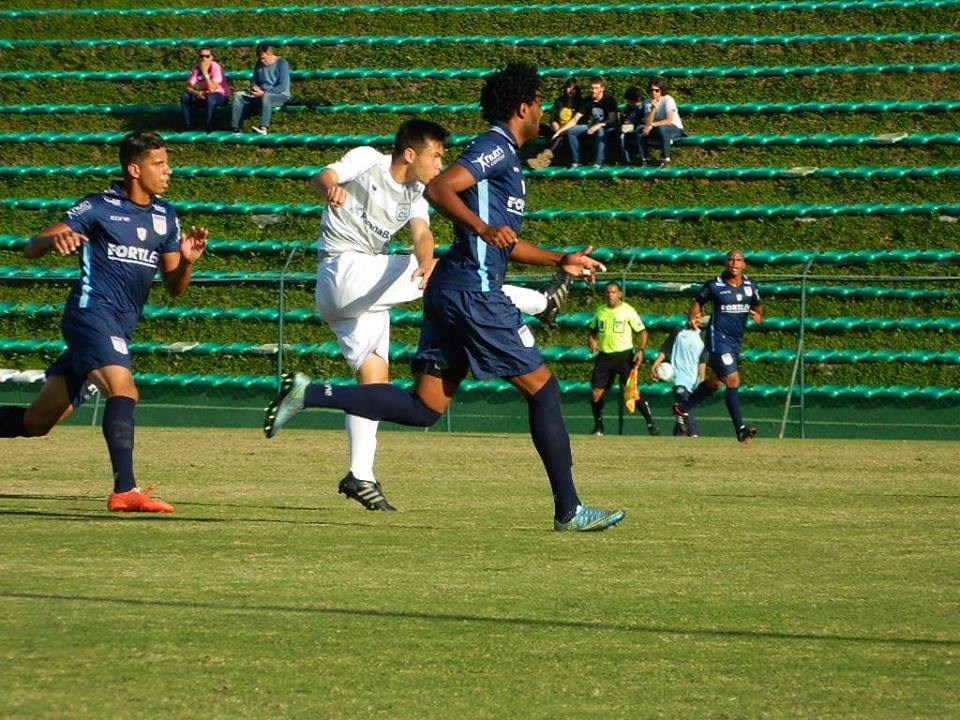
left=587, top=282, right=659, bottom=436
left=527, top=77, right=581, bottom=169
left=180, top=47, right=230, bottom=133
left=650, top=314, right=708, bottom=436
left=551, top=76, right=619, bottom=168
left=230, top=42, right=292, bottom=135
left=619, top=86, right=645, bottom=165
left=639, top=76, right=685, bottom=167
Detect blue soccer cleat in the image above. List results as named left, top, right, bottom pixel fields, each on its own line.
left=554, top=504, right=626, bottom=532
left=263, top=371, right=310, bottom=438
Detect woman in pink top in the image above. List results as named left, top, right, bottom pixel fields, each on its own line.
left=180, top=47, right=231, bottom=132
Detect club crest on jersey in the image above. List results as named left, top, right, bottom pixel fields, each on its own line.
left=736, top=293, right=743, bottom=301
left=136, top=227, right=148, bottom=242
left=151, top=214, right=167, bottom=235
left=395, top=203, right=411, bottom=222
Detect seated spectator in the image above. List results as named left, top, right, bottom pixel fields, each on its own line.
left=551, top=76, right=619, bottom=168
left=180, top=47, right=230, bottom=133
left=639, top=77, right=686, bottom=167
left=230, top=42, right=292, bottom=135
left=527, top=76, right=581, bottom=169
left=619, top=86, right=645, bottom=165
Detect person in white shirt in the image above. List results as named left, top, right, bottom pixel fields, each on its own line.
left=639, top=76, right=686, bottom=167
left=306, top=119, right=564, bottom=512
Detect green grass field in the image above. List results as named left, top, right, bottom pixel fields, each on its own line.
left=1, top=428, right=957, bottom=719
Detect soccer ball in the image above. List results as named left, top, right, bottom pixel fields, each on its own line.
left=655, top=362, right=674, bottom=383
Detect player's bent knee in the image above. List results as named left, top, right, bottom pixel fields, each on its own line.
left=408, top=397, right=443, bottom=427
left=528, top=374, right=562, bottom=410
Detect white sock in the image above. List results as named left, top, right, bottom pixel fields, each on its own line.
left=346, top=414, right=378, bottom=481
left=502, top=284, right=547, bottom=315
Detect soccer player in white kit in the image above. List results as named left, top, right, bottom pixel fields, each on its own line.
left=310, top=119, right=564, bottom=511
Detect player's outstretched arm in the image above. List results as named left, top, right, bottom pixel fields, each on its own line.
left=23, top=222, right=88, bottom=260
left=161, top=225, right=207, bottom=297
left=511, top=242, right=607, bottom=283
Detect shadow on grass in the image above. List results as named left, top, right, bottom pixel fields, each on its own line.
left=0, top=493, right=333, bottom=512
left=0, top=506, right=455, bottom=531
left=2, top=590, right=957, bottom=648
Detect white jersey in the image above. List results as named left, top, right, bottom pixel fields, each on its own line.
left=316, top=146, right=430, bottom=257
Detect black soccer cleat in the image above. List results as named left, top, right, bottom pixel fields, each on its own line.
left=736, top=425, right=758, bottom=443
left=647, top=424, right=660, bottom=436
left=534, top=270, right=575, bottom=324
left=338, top=472, right=397, bottom=512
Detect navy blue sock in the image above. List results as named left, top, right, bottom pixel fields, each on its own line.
left=0, top=406, right=28, bottom=438
left=303, top=382, right=441, bottom=428
left=725, top=386, right=744, bottom=430
left=527, top=376, right=580, bottom=521
left=102, top=396, right=136, bottom=493
left=682, top=380, right=715, bottom=411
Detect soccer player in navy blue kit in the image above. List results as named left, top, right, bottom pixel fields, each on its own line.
left=675, top=249, right=764, bottom=442
left=0, top=132, right=207, bottom=512
left=265, top=63, right=625, bottom=532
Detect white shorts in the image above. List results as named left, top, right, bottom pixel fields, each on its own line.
left=315, top=252, right=423, bottom=372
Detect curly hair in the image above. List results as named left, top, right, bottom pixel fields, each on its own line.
left=479, top=62, right=541, bottom=124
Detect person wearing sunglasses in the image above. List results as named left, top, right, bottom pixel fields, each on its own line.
left=639, top=76, right=686, bottom=167
left=180, top=47, right=230, bottom=133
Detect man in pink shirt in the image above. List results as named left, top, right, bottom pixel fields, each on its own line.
left=180, top=47, right=230, bottom=132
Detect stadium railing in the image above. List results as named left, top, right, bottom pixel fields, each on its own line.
left=4, top=195, right=960, bottom=224
left=4, top=164, right=960, bottom=182
left=3, top=62, right=957, bottom=83
left=4, top=31, right=959, bottom=50
left=2, top=99, right=958, bottom=117
left=3, top=130, right=957, bottom=151
left=4, top=0, right=958, bottom=19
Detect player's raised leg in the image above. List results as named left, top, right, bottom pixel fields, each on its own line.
left=0, top=372, right=79, bottom=438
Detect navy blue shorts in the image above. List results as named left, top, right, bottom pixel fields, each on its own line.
left=413, top=286, right=544, bottom=381
left=708, top=348, right=740, bottom=378
left=46, top=308, right=134, bottom=408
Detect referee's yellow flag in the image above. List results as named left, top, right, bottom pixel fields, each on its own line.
left=623, top=366, right=640, bottom=414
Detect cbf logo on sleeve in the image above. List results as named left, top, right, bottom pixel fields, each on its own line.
left=151, top=213, right=167, bottom=236
left=395, top=203, right=411, bottom=222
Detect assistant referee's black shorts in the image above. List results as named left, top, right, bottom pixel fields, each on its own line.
left=590, top=350, right=633, bottom=390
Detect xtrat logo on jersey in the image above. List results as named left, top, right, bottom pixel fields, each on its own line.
left=66, top=200, right=92, bottom=219
left=107, top=242, right=159, bottom=268
left=470, top=145, right=505, bottom=172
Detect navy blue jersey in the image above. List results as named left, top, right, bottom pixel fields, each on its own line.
left=428, top=124, right=526, bottom=292
left=695, top=274, right=761, bottom=352
left=60, top=183, right=181, bottom=323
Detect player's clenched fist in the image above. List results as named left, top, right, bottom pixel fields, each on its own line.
left=480, top=224, right=517, bottom=249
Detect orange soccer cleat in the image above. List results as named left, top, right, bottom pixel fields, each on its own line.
left=107, top=485, right=175, bottom=513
